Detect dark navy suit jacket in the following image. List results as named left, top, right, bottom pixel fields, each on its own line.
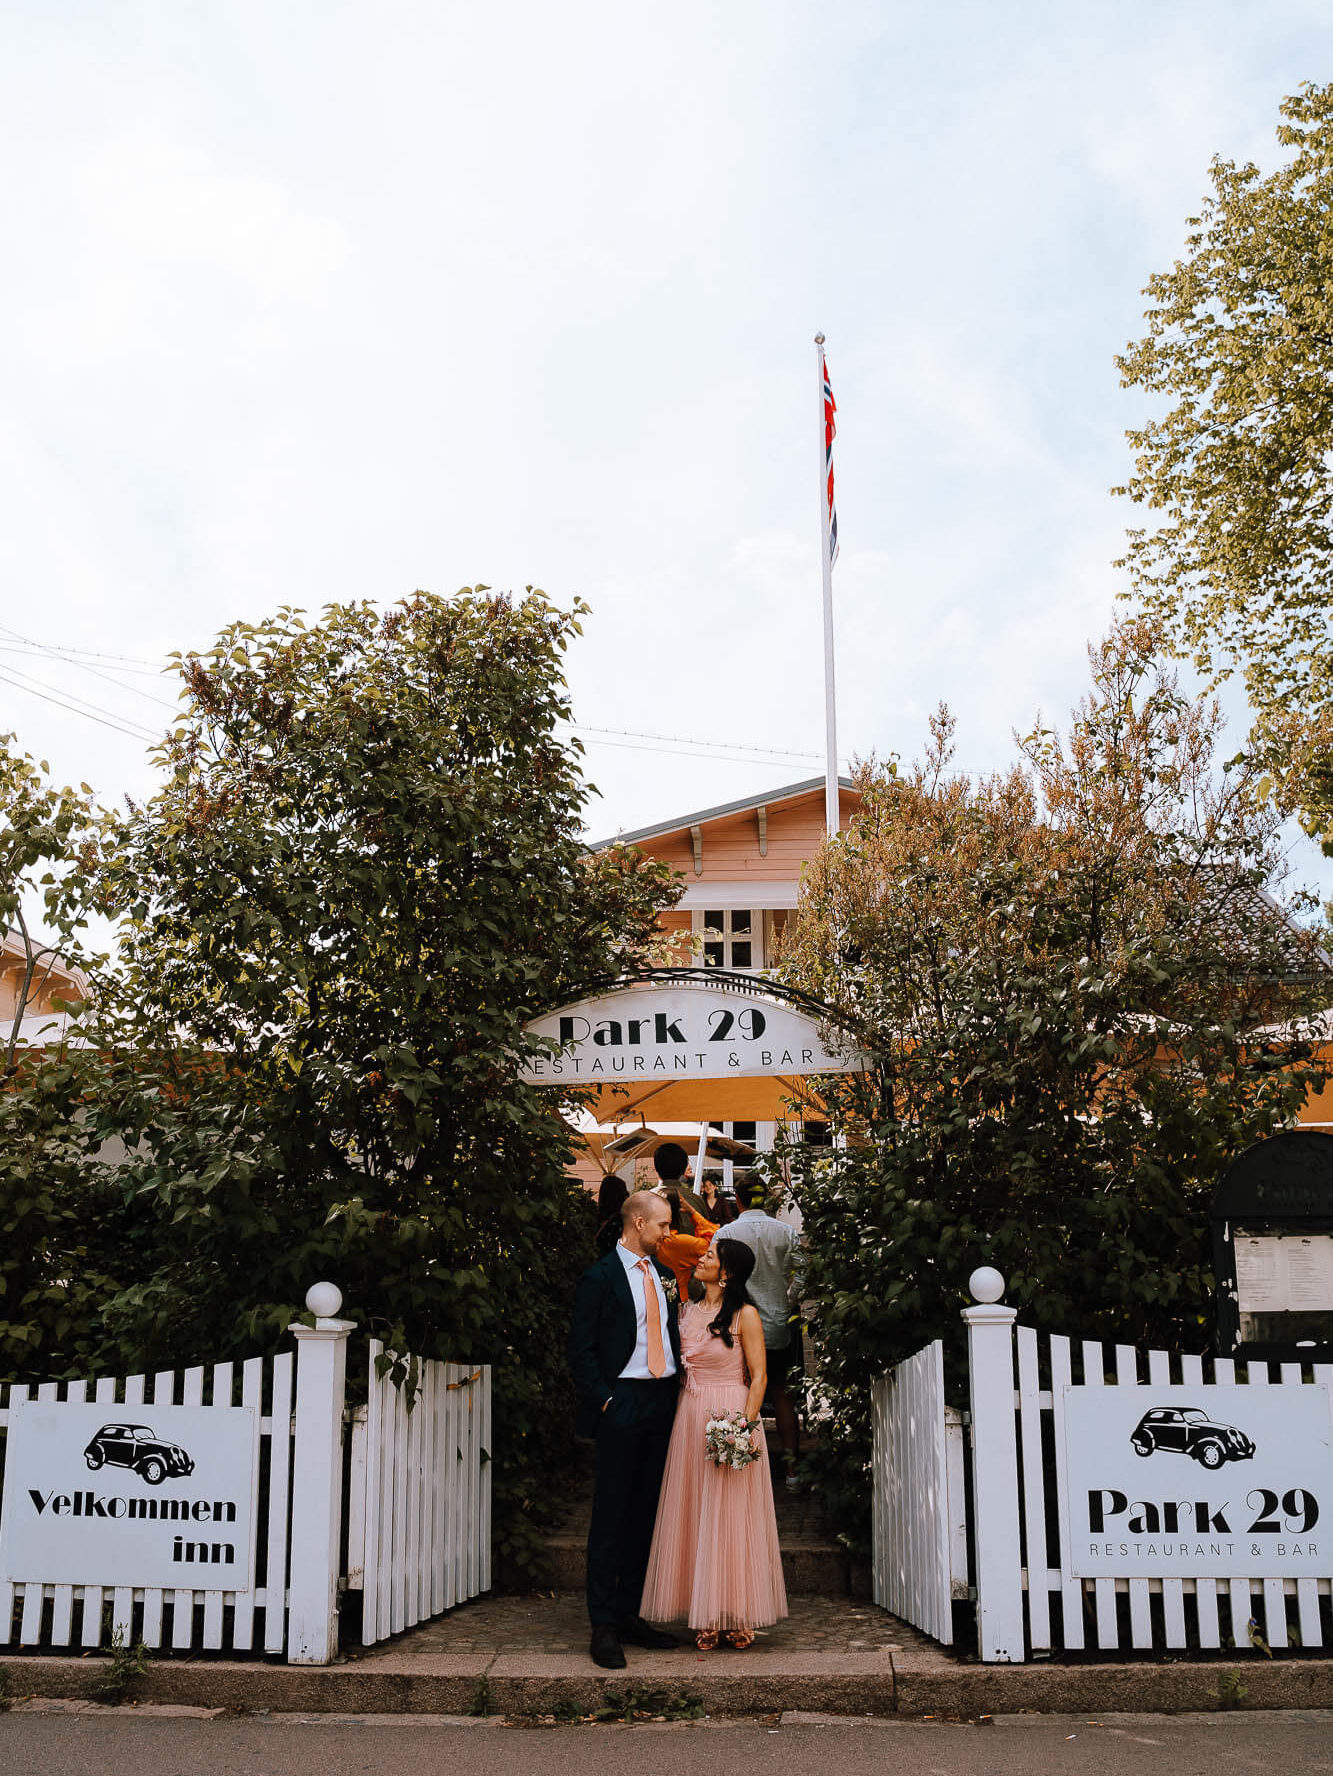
left=568, top=1247, right=682, bottom=1437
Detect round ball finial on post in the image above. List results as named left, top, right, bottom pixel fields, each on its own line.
left=968, top=1265, right=1006, bottom=1305
left=305, top=1281, right=344, bottom=1321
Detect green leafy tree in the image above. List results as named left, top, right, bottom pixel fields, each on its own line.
left=781, top=622, right=1329, bottom=1548
left=0, top=739, right=126, bottom=1369
left=1116, top=80, right=1333, bottom=835
left=81, top=588, right=675, bottom=1574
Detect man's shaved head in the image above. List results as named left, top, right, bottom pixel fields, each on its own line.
left=620, top=1188, right=671, bottom=1256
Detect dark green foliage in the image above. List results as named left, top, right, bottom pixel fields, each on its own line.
left=783, top=626, right=1329, bottom=1551
left=2, top=590, right=676, bottom=1577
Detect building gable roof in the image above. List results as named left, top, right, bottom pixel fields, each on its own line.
left=588, top=774, right=857, bottom=852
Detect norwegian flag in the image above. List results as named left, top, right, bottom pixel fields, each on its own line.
left=822, top=352, right=839, bottom=565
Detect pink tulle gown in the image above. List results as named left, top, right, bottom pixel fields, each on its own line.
left=640, top=1302, right=788, bottom=1633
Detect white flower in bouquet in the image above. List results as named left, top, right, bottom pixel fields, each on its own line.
left=703, top=1410, right=760, bottom=1471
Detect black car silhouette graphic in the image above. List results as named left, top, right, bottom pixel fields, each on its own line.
left=83, top=1423, right=195, bottom=1485
left=1130, top=1407, right=1256, bottom=1469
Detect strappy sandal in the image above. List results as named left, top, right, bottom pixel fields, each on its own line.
left=695, top=1629, right=720, bottom=1651
left=724, top=1627, right=755, bottom=1651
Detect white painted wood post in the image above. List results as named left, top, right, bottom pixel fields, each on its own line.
left=962, top=1266, right=1025, bottom=1663
left=287, top=1282, right=355, bottom=1664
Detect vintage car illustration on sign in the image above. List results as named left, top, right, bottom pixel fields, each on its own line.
left=1130, top=1406, right=1256, bottom=1469
left=83, top=1424, right=196, bottom=1485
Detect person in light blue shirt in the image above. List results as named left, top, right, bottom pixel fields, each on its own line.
left=713, top=1170, right=802, bottom=1484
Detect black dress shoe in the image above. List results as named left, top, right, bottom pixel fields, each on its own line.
left=590, top=1625, right=627, bottom=1668
left=617, top=1616, right=680, bottom=1649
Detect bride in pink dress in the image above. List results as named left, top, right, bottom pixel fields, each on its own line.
left=640, top=1238, right=788, bottom=1649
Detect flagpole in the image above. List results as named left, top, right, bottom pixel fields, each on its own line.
left=815, top=332, right=839, bottom=838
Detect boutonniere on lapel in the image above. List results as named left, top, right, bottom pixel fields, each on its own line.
left=662, top=1275, right=680, bottom=1307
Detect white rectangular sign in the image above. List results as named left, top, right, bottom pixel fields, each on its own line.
left=0, top=1400, right=259, bottom=1591
left=522, top=984, right=859, bottom=1084
left=1061, top=1383, right=1333, bottom=1579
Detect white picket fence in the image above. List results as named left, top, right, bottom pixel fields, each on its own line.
left=870, top=1340, right=962, bottom=1644
left=0, top=1287, right=495, bottom=1663
left=349, top=1342, right=492, bottom=1645
left=873, top=1277, right=1333, bottom=1661
left=0, top=1356, right=293, bottom=1655
left=1015, top=1330, right=1333, bottom=1658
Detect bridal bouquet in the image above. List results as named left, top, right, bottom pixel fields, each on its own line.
left=703, top=1410, right=760, bottom=1471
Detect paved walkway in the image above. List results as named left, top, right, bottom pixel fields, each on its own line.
left=358, top=1589, right=910, bottom=1657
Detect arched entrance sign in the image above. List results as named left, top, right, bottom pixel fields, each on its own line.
left=521, top=968, right=866, bottom=1123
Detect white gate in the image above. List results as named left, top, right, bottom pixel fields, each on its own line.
left=0, top=1355, right=293, bottom=1655
left=349, top=1341, right=492, bottom=1646
left=878, top=1272, right=1333, bottom=1661
left=870, top=1340, right=964, bottom=1644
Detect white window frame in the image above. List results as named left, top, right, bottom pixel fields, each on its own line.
left=692, top=905, right=764, bottom=972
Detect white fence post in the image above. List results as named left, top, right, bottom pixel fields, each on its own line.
left=286, top=1281, right=355, bottom=1664
left=962, top=1266, right=1024, bottom=1663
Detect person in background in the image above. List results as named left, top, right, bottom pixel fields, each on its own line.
left=698, top=1170, right=738, bottom=1226
left=657, top=1186, right=718, bottom=1298
left=716, top=1170, right=802, bottom=1487
left=595, top=1174, right=630, bottom=1256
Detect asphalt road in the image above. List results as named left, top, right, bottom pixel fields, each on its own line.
left=3, top=1709, right=1333, bottom=1776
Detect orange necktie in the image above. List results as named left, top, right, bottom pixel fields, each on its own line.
left=637, top=1258, right=667, bottom=1377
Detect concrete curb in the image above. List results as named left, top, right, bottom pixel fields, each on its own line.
left=3, top=1647, right=1331, bottom=1718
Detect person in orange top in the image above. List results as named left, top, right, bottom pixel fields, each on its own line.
left=651, top=1143, right=717, bottom=1297
left=657, top=1190, right=718, bottom=1297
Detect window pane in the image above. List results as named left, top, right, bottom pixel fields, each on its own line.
left=731, top=909, right=751, bottom=934
left=704, top=910, right=725, bottom=932
left=730, top=941, right=752, bottom=969
left=732, top=1121, right=757, bottom=1145
left=704, top=942, right=725, bottom=967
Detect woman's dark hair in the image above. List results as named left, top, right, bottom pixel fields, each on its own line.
left=597, top=1175, right=628, bottom=1225
left=707, top=1238, right=756, bottom=1347
left=663, top=1187, right=686, bottom=1233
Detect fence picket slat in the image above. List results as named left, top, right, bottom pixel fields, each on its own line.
left=1142, top=1349, right=1187, bottom=1648
left=1114, top=1347, right=1153, bottom=1649
left=361, top=1342, right=383, bottom=1645
left=1016, top=1326, right=1049, bottom=1651
left=479, top=1365, right=492, bottom=1595
left=0, top=1383, right=29, bottom=1646
left=431, top=1360, right=448, bottom=1616
left=230, top=1357, right=263, bottom=1651
left=1081, top=1341, right=1118, bottom=1650
left=1242, top=1363, right=1288, bottom=1649
left=1180, top=1354, right=1219, bottom=1648
left=1277, top=1361, right=1320, bottom=1650
left=263, top=1352, right=293, bottom=1655
left=1046, top=1337, right=1084, bottom=1650
left=168, top=1367, right=205, bottom=1647
left=19, top=1384, right=60, bottom=1643
left=443, top=1363, right=459, bottom=1611
left=47, top=1381, right=81, bottom=1646
left=83, top=1376, right=118, bottom=1646
left=419, top=1363, right=437, bottom=1624
left=375, top=1353, right=396, bottom=1641
left=390, top=1362, right=409, bottom=1636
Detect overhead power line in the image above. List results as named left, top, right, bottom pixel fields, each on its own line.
left=0, top=665, right=158, bottom=743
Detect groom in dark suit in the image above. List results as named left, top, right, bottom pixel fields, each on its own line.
left=568, top=1188, right=683, bottom=1668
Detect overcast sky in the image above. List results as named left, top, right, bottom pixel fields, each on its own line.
left=4, top=2, right=1332, bottom=895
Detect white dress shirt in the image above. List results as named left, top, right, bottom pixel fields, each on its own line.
left=615, top=1241, right=678, bottom=1379
left=711, top=1210, right=799, bottom=1348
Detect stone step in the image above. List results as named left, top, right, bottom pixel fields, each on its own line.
left=541, top=1532, right=859, bottom=1597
